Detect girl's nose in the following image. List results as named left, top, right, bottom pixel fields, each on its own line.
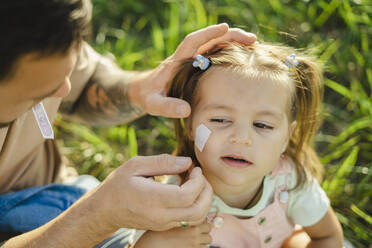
left=229, top=126, right=252, bottom=146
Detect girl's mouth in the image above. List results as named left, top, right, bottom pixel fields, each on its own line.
left=221, top=156, right=253, bottom=168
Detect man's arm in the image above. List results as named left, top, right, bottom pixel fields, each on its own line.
left=60, top=47, right=146, bottom=126
left=2, top=188, right=114, bottom=248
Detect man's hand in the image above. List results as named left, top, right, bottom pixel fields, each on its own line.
left=129, top=23, right=257, bottom=118
left=134, top=221, right=213, bottom=248
left=94, top=154, right=213, bottom=232
left=3, top=154, right=213, bottom=248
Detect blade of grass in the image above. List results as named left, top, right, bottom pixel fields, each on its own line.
left=315, top=0, right=340, bottom=27
left=327, top=117, right=372, bottom=149
left=128, top=126, right=138, bottom=157
left=325, top=79, right=352, bottom=100
left=324, top=146, right=359, bottom=195
left=167, top=2, right=180, bottom=56
left=350, top=204, right=372, bottom=225
left=192, top=0, right=207, bottom=27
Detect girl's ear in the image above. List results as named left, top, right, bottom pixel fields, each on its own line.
left=282, top=121, right=297, bottom=153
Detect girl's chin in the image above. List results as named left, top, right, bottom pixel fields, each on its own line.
left=207, top=174, right=254, bottom=188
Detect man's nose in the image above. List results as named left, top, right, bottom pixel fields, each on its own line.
left=229, top=125, right=252, bottom=146
left=52, top=77, right=71, bottom=98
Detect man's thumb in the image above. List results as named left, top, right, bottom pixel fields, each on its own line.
left=130, top=154, right=192, bottom=177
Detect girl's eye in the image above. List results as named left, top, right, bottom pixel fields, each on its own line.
left=254, top=122, right=274, bottom=130
left=210, top=118, right=231, bottom=124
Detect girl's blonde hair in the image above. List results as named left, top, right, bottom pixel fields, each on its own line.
left=168, top=42, right=324, bottom=189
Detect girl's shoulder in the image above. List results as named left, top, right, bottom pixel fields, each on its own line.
left=266, top=157, right=317, bottom=191
left=266, top=157, right=298, bottom=190
left=268, top=158, right=330, bottom=227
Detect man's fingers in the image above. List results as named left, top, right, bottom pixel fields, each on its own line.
left=200, top=234, right=213, bottom=245
left=126, top=156, right=208, bottom=209
left=166, top=178, right=214, bottom=226
left=197, top=28, right=257, bottom=55
left=128, top=154, right=192, bottom=177
left=144, top=166, right=206, bottom=209
left=173, top=23, right=229, bottom=59
left=176, top=167, right=206, bottom=206
left=199, top=221, right=213, bottom=234
left=145, top=93, right=191, bottom=118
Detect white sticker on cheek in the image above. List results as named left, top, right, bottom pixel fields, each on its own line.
left=195, top=124, right=211, bottom=152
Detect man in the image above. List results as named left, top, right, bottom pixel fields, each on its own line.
left=0, top=0, right=256, bottom=247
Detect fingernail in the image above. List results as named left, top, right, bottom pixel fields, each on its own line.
left=176, top=157, right=190, bottom=166
left=177, top=105, right=188, bottom=116
left=191, top=166, right=201, bottom=175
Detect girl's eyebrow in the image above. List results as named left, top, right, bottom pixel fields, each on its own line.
left=202, top=103, right=233, bottom=112
left=201, top=103, right=283, bottom=120
left=255, top=110, right=282, bottom=121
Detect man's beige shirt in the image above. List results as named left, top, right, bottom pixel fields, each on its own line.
left=0, top=43, right=101, bottom=194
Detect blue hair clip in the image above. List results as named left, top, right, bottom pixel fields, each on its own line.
left=192, top=54, right=210, bottom=70
left=284, top=53, right=299, bottom=69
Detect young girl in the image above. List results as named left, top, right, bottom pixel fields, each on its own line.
left=134, top=43, right=344, bottom=248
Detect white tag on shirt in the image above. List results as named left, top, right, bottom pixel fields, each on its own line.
left=32, top=102, right=54, bottom=139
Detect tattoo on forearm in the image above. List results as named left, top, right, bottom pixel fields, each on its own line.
left=59, top=101, right=75, bottom=115
left=67, top=78, right=144, bottom=126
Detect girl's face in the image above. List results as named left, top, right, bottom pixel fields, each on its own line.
left=188, top=67, right=295, bottom=191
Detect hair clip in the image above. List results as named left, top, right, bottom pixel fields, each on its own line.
left=284, top=53, right=299, bottom=69
left=192, top=54, right=210, bottom=70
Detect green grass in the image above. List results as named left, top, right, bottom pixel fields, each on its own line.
left=56, top=1, right=372, bottom=247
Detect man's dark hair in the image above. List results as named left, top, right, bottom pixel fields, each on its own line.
left=0, top=0, right=92, bottom=81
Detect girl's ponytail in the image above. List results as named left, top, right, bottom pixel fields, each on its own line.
left=287, top=56, right=324, bottom=188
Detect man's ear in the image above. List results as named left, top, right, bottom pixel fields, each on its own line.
left=282, top=121, right=297, bottom=153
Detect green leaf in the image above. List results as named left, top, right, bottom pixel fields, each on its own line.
left=321, top=136, right=359, bottom=164
left=315, top=0, right=340, bottom=27
left=128, top=126, right=138, bottom=157
left=351, top=45, right=365, bottom=67
left=319, top=40, right=341, bottom=63
left=328, top=117, right=372, bottom=149
left=325, top=79, right=352, bottom=99
left=192, top=0, right=207, bottom=27
left=366, top=69, right=372, bottom=97
left=151, top=20, right=165, bottom=55
left=167, top=2, right=180, bottom=56
left=326, top=146, right=359, bottom=195
left=351, top=204, right=372, bottom=225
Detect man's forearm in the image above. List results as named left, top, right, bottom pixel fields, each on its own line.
left=2, top=189, right=114, bottom=248
left=61, top=57, right=146, bottom=127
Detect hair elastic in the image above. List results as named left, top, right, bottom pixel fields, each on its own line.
left=284, top=53, right=299, bottom=69
left=192, top=54, right=211, bottom=70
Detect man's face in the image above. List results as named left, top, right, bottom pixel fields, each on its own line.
left=0, top=48, right=78, bottom=127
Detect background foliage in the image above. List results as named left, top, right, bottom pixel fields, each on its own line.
left=55, top=0, right=372, bottom=247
